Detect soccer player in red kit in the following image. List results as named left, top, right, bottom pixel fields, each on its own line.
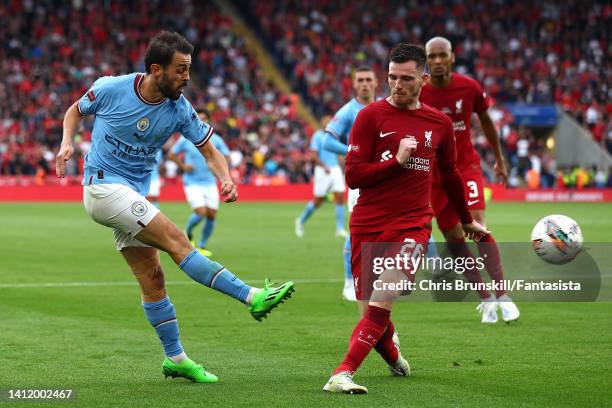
left=420, top=36, right=520, bottom=324
left=323, top=43, right=489, bottom=394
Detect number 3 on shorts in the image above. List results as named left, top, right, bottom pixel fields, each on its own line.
left=467, top=180, right=478, bottom=199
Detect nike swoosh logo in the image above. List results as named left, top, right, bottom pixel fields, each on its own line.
left=467, top=199, right=480, bottom=206
left=379, top=131, right=396, bottom=138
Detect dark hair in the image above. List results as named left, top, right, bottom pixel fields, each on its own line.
left=388, top=43, right=426, bottom=70
left=144, top=31, right=194, bottom=74
left=354, top=65, right=374, bottom=74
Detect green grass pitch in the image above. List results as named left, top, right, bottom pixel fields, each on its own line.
left=1, top=201, right=611, bottom=407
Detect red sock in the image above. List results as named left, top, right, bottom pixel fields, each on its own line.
left=334, top=305, right=390, bottom=374
left=374, top=320, right=399, bottom=365
left=447, top=237, right=492, bottom=299
left=477, top=234, right=506, bottom=297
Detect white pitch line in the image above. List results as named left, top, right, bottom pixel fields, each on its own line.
left=0, top=278, right=344, bottom=289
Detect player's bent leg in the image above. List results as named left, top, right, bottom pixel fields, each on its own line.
left=197, top=207, right=217, bottom=256
left=121, top=246, right=218, bottom=383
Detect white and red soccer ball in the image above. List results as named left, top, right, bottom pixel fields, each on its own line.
left=531, top=215, right=583, bottom=265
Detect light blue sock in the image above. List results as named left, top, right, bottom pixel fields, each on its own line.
left=427, top=235, right=439, bottom=258
left=299, top=201, right=316, bottom=225
left=199, top=218, right=216, bottom=248
left=179, top=250, right=251, bottom=303
left=185, top=213, right=203, bottom=241
left=343, top=236, right=352, bottom=280
left=335, top=203, right=345, bottom=231
left=142, top=297, right=183, bottom=357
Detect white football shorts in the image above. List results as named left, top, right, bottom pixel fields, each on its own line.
left=183, top=184, right=220, bottom=210
left=313, top=165, right=346, bottom=197
left=83, top=184, right=160, bottom=251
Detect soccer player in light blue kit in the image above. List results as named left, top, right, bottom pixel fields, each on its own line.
left=55, top=31, right=294, bottom=384
left=295, top=116, right=347, bottom=238
left=321, top=66, right=378, bottom=302
left=169, top=109, right=230, bottom=257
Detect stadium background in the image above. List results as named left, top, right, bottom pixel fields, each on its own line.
left=1, top=1, right=611, bottom=407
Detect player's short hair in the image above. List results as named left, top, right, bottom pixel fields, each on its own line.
left=353, top=65, right=374, bottom=76
left=425, top=36, right=453, bottom=54
left=388, top=43, right=426, bottom=71
left=145, top=31, right=194, bottom=74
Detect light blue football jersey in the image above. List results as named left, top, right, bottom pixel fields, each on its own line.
left=171, top=134, right=229, bottom=186
left=310, top=130, right=338, bottom=167
left=325, top=98, right=366, bottom=145
left=79, top=73, right=214, bottom=195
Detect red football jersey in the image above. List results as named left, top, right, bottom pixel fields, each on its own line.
left=346, top=99, right=466, bottom=234
left=420, top=73, right=488, bottom=175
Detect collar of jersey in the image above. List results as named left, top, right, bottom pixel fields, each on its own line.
left=134, top=73, right=167, bottom=105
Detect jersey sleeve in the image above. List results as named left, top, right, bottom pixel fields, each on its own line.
left=345, top=108, right=402, bottom=189
left=436, top=117, right=472, bottom=224
left=325, top=107, right=350, bottom=143
left=178, top=100, right=214, bottom=147
left=472, top=79, right=489, bottom=114
left=309, top=132, right=320, bottom=152
left=212, top=135, right=230, bottom=156
left=77, top=76, right=113, bottom=115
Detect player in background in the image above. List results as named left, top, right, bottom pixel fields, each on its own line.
left=420, top=36, right=519, bottom=323
left=323, top=43, right=489, bottom=394
left=168, top=109, right=230, bottom=257
left=145, top=149, right=164, bottom=207
left=55, top=31, right=294, bottom=384
left=295, top=115, right=347, bottom=238
left=320, top=66, right=378, bottom=301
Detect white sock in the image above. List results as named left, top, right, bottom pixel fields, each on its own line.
left=498, top=294, right=512, bottom=302
left=245, top=287, right=259, bottom=305
left=169, top=352, right=188, bottom=363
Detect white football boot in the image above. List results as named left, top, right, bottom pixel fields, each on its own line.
left=498, top=294, right=520, bottom=322
left=323, top=372, right=368, bottom=394
left=294, top=218, right=304, bottom=237
left=342, top=278, right=357, bottom=301
left=388, top=332, right=411, bottom=377
left=476, top=298, right=499, bottom=324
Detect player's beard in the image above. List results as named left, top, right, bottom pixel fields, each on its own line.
left=158, top=74, right=184, bottom=100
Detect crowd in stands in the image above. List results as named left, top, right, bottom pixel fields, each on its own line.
left=2, top=0, right=610, bottom=189
left=0, top=0, right=313, bottom=184
left=240, top=0, right=612, bottom=187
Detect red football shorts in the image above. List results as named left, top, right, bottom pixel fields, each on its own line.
left=351, top=226, right=431, bottom=301
left=431, top=171, right=485, bottom=232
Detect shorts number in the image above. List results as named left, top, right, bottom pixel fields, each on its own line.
left=400, top=238, right=424, bottom=272
left=467, top=181, right=478, bottom=198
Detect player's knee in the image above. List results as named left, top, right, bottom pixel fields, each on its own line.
left=194, top=207, right=207, bottom=217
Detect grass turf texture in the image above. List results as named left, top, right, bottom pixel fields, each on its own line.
left=1, top=202, right=611, bottom=407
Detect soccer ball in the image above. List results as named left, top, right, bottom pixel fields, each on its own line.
left=531, top=215, right=583, bottom=265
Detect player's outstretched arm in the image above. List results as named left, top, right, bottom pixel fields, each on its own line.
left=198, top=142, right=237, bottom=202
left=478, top=110, right=508, bottom=186
left=56, top=101, right=82, bottom=178
left=322, top=132, right=348, bottom=155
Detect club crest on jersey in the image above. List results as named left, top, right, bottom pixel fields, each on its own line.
left=455, top=99, right=463, bottom=114
left=136, top=117, right=150, bottom=132
left=424, top=130, right=433, bottom=147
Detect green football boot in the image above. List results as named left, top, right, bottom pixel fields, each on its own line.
left=162, top=357, right=218, bottom=383
left=249, top=279, right=295, bottom=321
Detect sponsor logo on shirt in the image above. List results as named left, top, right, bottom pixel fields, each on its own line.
left=379, top=131, right=396, bottom=138
left=104, top=134, right=156, bottom=161
left=403, top=156, right=431, bottom=172
left=453, top=121, right=466, bottom=131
